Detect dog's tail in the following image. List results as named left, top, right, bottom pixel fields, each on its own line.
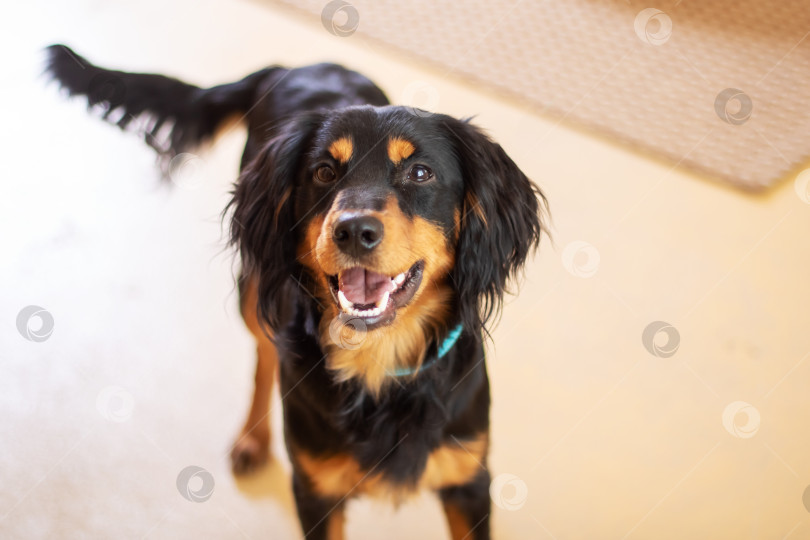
left=44, top=44, right=273, bottom=169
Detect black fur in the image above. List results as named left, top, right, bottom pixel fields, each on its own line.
left=44, top=44, right=275, bottom=165
left=45, top=44, right=546, bottom=540
left=228, top=112, right=327, bottom=329
left=442, top=117, right=548, bottom=332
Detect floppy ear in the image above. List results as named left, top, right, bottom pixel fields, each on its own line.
left=227, top=113, right=324, bottom=329
left=442, top=117, right=547, bottom=332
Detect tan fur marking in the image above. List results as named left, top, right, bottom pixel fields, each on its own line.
left=326, top=507, right=345, bottom=540
left=443, top=503, right=472, bottom=540
left=464, top=192, right=487, bottom=228
left=214, top=113, right=245, bottom=140
left=297, top=215, right=336, bottom=310
left=240, top=274, right=266, bottom=338
left=324, top=283, right=453, bottom=396
left=329, top=137, right=354, bottom=164
left=311, top=197, right=455, bottom=396
left=231, top=274, right=278, bottom=470
left=274, top=186, right=293, bottom=228
left=295, top=435, right=488, bottom=503
left=421, top=436, right=488, bottom=490
left=314, top=197, right=453, bottom=279
left=387, top=137, right=416, bottom=164
left=297, top=452, right=364, bottom=498
left=299, top=215, right=326, bottom=273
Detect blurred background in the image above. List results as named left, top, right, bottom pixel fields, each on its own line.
left=1, top=0, right=809, bottom=538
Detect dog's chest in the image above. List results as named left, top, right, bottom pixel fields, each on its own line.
left=296, top=432, right=487, bottom=503
left=298, top=381, right=485, bottom=501
left=281, top=311, right=489, bottom=500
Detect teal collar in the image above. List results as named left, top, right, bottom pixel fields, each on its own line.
left=389, top=324, right=464, bottom=378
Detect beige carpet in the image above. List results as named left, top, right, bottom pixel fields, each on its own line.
left=267, top=0, right=810, bottom=191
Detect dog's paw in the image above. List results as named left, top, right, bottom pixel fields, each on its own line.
left=230, top=431, right=270, bottom=475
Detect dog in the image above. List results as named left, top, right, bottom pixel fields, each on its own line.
left=45, top=44, right=547, bottom=540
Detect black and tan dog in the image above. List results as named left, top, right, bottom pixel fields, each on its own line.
left=46, top=45, right=546, bottom=540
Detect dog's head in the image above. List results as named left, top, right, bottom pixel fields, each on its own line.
left=229, top=106, right=545, bottom=389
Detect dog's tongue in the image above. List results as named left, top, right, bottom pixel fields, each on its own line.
left=339, top=267, right=390, bottom=305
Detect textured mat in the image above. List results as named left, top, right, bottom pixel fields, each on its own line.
left=265, top=0, right=810, bottom=191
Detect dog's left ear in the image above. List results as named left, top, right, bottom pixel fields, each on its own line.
left=441, top=116, right=548, bottom=332
left=226, top=112, right=324, bottom=329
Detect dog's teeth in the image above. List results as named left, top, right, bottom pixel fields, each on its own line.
left=338, top=289, right=390, bottom=318
left=394, top=272, right=406, bottom=286
left=337, top=290, right=354, bottom=312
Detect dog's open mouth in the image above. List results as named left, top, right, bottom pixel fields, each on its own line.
left=328, top=261, right=424, bottom=325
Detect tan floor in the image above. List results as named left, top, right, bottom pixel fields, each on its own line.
left=2, top=1, right=809, bottom=539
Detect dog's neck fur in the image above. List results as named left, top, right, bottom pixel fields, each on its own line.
left=319, top=283, right=454, bottom=397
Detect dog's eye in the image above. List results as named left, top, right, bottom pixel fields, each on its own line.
left=407, top=164, right=433, bottom=183
left=314, top=165, right=337, bottom=183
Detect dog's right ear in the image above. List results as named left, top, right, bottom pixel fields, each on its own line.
left=227, top=112, right=324, bottom=329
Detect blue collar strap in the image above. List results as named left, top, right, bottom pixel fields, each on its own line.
left=389, top=323, right=464, bottom=378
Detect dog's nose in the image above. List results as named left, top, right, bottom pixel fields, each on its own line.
left=333, top=214, right=384, bottom=257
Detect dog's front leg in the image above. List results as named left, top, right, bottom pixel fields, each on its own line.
left=230, top=334, right=277, bottom=473
left=292, top=472, right=346, bottom=540
left=439, top=469, right=492, bottom=540
left=231, top=275, right=278, bottom=474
